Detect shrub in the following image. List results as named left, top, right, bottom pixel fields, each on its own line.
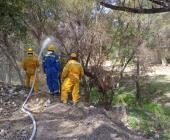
left=90, top=87, right=101, bottom=105
left=112, top=87, right=136, bottom=107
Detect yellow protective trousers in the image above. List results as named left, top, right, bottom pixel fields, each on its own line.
left=26, top=74, right=39, bottom=94
left=61, top=77, right=80, bottom=104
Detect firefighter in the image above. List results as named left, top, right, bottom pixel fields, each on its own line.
left=23, top=48, right=40, bottom=95
left=61, top=53, right=84, bottom=105
left=42, top=44, right=61, bottom=95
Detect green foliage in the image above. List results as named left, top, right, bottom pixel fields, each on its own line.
left=128, top=107, right=155, bottom=134
left=118, top=77, right=170, bottom=139
left=0, top=0, right=27, bottom=37
left=90, top=87, right=101, bottom=105
left=127, top=116, right=140, bottom=129
left=127, top=103, right=170, bottom=139
left=143, top=103, right=170, bottom=132
left=143, top=103, right=164, bottom=114
left=163, top=107, right=170, bottom=116
left=23, top=36, right=36, bottom=49
left=112, top=87, right=136, bottom=107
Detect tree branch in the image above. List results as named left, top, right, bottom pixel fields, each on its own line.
left=100, top=1, right=170, bottom=14
left=148, top=0, right=168, bottom=7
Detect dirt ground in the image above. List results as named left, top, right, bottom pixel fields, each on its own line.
left=148, top=65, right=170, bottom=76
left=0, top=83, right=146, bottom=140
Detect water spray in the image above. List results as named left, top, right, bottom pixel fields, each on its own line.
left=21, top=36, right=59, bottom=140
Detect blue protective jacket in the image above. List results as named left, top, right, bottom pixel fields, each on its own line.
left=42, top=51, right=61, bottom=93
left=43, top=51, right=60, bottom=74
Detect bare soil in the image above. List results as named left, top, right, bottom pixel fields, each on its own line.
left=0, top=83, right=146, bottom=140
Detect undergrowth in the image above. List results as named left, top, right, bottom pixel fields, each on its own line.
left=89, top=85, right=170, bottom=139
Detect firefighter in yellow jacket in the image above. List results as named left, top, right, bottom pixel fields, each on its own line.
left=61, top=53, right=84, bottom=105
left=23, top=48, right=40, bottom=94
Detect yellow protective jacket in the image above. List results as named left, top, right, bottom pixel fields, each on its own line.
left=23, top=55, right=40, bottom=75
left=61, top=60, right=84, bottom=82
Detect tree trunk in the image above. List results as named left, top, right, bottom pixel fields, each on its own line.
left=159, top=48, right=168, bottom=66
left=5, top=63, right=9, bottom=84
left=0, top=46, right=24, bottom=85
left=120, top=50, right=135, bottom=79
left=82, top=77, right=91, bottom=102
left=5, top=61, right=12, bottom=84
left=8, top=63, right=12, bottom=84
left=136, top=56, right=141, bottom=104
left=1, top=33, right=24, bottom=85
left=161, top=57, right=167, bottom=66
left=1, top=62, right=6, bottom=81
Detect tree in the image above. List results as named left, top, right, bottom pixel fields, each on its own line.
left=0, top=0, right=28, bottom=84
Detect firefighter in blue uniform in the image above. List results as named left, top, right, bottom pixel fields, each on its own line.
left=43, top=44, right=61, bottom=95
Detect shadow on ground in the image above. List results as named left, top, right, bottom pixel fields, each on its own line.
left=142, top=75, right=170, bottom=106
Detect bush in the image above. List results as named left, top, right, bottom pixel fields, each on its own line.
left=143, top=103, right=164, bottom=114
left=90, top=87, right=101, bottom=105
left=128, top=116, right=140, bottom=129
left=127, top=103, right=170, bottom=139
left=112, top=87, right=136, bottom=107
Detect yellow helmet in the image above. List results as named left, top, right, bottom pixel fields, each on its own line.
left=70, top=53, right=77, bottom=58
left=48, top=44, right=55, bottom=51
left=27, top=48, right=33, bottom=54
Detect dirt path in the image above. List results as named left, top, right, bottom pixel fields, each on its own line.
left=33, top=102, right=145, bottom=140
left=0, top=84, right=146, bottom=140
